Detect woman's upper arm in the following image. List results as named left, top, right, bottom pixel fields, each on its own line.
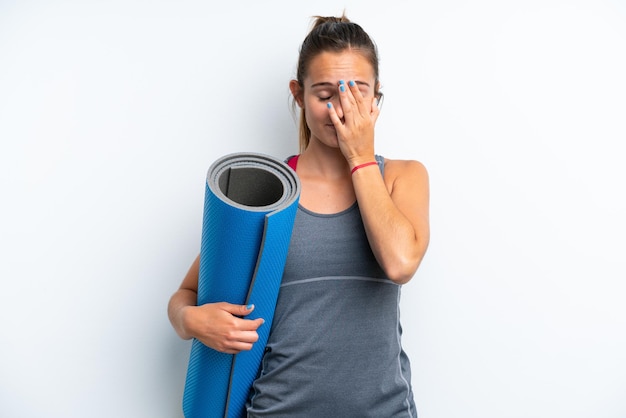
left=180, top=254, right=200, bottom=292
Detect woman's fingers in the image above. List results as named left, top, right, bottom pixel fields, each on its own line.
left=345, top=79, right=377, bottom=119
left=221, top=301, right=255, bottom=317
left=333, top=79, right=376, bottom=126
left=224, top=318, right=264, bottom=352
left=338, top=80, right=355, bottom=121
left=190, top=302, right=265, bottom=354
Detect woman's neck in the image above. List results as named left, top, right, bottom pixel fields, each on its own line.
left=296, top=141, right=357, bottom=214
left=299, top=141, right=350, bottom=180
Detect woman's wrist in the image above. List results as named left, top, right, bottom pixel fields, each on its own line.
left=348, top=154, right=376, bottom=170
left=351, top=160, right=378, bottom=175
left=179, top=305, right=197, bottom=340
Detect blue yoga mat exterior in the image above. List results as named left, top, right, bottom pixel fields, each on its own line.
left=183, top=152, right=300, bottom=418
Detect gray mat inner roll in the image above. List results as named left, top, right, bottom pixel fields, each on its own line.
left=218, top=167, right=285, bottom=207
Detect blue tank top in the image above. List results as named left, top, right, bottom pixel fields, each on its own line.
left=247, top=156, right=417, bottom=417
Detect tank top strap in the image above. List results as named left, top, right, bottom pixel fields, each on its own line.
left=286, top=155, right=299, bottom=170
left=375, top=154, right=385, bottom=176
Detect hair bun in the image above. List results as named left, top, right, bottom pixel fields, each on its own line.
left=311, top=13, right=351, bottom=30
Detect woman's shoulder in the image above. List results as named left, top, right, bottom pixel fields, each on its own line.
left=382, top=157, right=428, bottom=179
left=380, top=157, right=429, bottom=196
left=376, top=157, right=429, bottom=221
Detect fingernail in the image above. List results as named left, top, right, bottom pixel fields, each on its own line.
left=340, top=85, right=345, bottom=92
left=246, top=304, right=254, bottom=310
left=349, top=80, right=355, bottom=87
left=339, top=79, right=345, bottom=85
left=327, top=102, right=332, bottom=108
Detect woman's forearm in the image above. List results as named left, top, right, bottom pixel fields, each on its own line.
left=352, top=159, right=430, bottom=284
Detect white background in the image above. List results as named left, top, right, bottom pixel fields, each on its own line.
left=1, top=1, right=625, bottom=417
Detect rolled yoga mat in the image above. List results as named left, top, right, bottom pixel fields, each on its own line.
left=182, top=152, right=300, bottom=418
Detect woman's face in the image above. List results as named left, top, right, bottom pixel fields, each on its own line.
left=293, top=50, right=377, bottom=149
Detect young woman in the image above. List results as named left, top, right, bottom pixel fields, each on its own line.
left=168, top=14, right=430, bottom=417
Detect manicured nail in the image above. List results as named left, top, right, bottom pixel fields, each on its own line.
left=339, top=79, right=345, bottom=85
left=349, top=80, right=355, bottom=87
left=340, top=85, right=345, bottom=92
left=327, top=102, right=332, bottom=108
left=246, top=304, right=254, bottom=310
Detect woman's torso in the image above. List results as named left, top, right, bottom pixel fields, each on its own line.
left=246, top=156, right=417, bottom=418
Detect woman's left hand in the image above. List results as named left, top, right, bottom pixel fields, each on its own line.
left=327, top=80, right=380, bottom=167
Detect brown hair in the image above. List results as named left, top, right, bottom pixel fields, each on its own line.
left=294, top=13, right=383, bottom=153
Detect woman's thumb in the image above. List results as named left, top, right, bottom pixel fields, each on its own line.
left=237, top=303, right=255, bottom=316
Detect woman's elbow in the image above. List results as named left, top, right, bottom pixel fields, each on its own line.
left=383, top=255, right=423, bottom=285
left=383, top=244, right=429, bottom=285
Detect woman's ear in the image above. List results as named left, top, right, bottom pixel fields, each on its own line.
left=289, top=79, right=304, bottom=108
